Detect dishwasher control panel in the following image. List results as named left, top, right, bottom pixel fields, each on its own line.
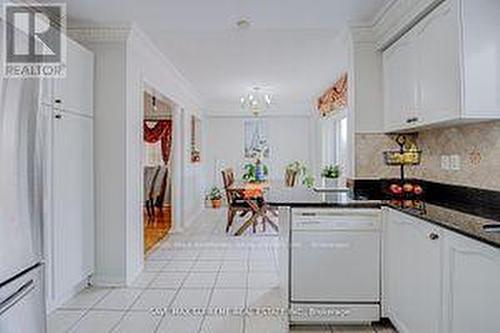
left=291, top=208, right=381, bottom=231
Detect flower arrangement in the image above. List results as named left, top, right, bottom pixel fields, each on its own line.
left=242, top=161, right=269, bottom=183
left=285, top=161, right=315, bottom=188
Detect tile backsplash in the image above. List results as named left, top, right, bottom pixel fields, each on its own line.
left=355, top=121, right=500, bottom=191
left=355, top=133, right=400, bottom=179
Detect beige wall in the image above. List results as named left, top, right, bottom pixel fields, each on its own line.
left=354, top=133, right=399, bottom=179
left=354, top=121, right=500, bottom=191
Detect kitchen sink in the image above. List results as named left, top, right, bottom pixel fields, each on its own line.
left=482, top=224, right=500, bottom=233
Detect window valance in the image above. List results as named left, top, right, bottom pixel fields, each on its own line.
left=317, top=73, right=348, bottom=117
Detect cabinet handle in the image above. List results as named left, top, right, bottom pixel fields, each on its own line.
left=429, top=232, right=439, bottom=240
left=55, top=114, right=62, bottom=120
left=54, top=99, right=62, bottom=104
left=406, top=117, right=419, bottom=124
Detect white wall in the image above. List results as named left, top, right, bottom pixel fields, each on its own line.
left=206, top=115, right=314, bottom=189
left=71, top=26, right=206, bottom=286
left=77, top=39, right=127, bottom=285
left=125, top=27, right=205, bottom=284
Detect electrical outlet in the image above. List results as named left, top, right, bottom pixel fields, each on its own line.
left=441, top=155, right=450, bottom=170
left=450, top=155, right=461, bottom=171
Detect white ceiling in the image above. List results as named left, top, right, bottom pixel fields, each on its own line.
left=40, top=0, right=391, bottom=114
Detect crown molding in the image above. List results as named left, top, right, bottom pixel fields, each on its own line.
left=371, top=0, right=399, bottom=27
left=68, top=26, right=132, bottom=43
left=349, top=26, right=377, bottom=44
left=349, top=0, right=444, bottom=50
left=372, top=0, right=444, bottom=50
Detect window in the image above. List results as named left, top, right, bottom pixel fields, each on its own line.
left=321, top=112, right=348, bottom=179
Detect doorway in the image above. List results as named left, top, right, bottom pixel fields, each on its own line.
left=142, top=89, right=174, bottom=253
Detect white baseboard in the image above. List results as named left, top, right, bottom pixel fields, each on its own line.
left=46, top=275, right=90, bottom=315
left=92, top=274, right=126, bottom=288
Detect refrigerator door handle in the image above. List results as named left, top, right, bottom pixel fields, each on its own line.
left=0, top=279, right=35, bottom=316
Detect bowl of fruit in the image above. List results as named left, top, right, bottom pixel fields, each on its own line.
left=386, top=179, right=424, bottom=199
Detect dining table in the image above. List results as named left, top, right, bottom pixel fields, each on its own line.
left=227, top=181, right=279, bottom=236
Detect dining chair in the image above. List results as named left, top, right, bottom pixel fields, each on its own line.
left=144, top=166, right=161, bottom=220
left=154, top=166, right=169, bottom=213
left=221, top=168, right=252, bottom=233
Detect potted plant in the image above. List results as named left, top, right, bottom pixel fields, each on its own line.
left=321, top=164, right=340, bottom=188
left=285, top=161, right=315, bottom=188
left=208, top=186, right=223, bottom=209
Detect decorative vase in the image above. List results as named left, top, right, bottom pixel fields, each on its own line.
left=285, top=170, right=298, bottom=187
left=255, top=159, right=265, bottom=182
left=324, top=178, right=338, bottom=188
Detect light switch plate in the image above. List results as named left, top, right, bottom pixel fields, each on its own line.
left=450, top=155, right=461, bottom=171
left=441, top=155, right=450, bottom=170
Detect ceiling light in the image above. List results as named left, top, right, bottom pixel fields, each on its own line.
left=240, top=87, right=272, bottom=116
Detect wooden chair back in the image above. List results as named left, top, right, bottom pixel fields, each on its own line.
left=221, top=168, right=236, bottom=204
left=147, top=166, right=162, bottom=201
left=155, top=167, right=169, bottom=208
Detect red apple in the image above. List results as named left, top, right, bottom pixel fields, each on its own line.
left=403, top=200, right=414, bottom=208
left=413, top=185, right=423, bottom=195
left=403, top=183, right=414, bottom=193
left=390, top=184, right=403, bottom=194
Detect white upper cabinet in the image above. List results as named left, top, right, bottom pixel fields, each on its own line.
left=383, top=29, right=419, bottom=132
left=461, top=0, right=500, bottom=117
left=383, top=0, right=500, bottom=132
left=42, top=38, right=94, bottom=116
left=416, top=0, right=461, bottom=124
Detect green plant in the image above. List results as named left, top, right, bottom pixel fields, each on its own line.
left=242, top=162, right=268, bottom=183
left=207, top=186, right=223, bottom=200
left=321, top=164, right=340, bottom=179
left=285, top=161, right=306, bottom=174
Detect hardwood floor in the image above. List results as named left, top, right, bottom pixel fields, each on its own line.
left=144, top=206, right=171, bottom=253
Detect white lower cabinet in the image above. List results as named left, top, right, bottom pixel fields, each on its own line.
left=383, top=209, right=442, bottom=333
left=442, top=232, right=500, bottom=333
left=383, top=208, right=500, bottom=333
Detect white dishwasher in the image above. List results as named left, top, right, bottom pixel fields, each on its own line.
left=290, top=208, right=381, bottom=324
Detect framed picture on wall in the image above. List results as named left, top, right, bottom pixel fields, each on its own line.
left=244, top=119, right=270, bottom=158
left=191, top=115, right=201, bottom=163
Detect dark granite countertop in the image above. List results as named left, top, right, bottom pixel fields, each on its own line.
left=265, top=184, right=381, bottom=208
left=386, top=202, right=500, bottom=248
left=265, top=183, right=500, bottom=248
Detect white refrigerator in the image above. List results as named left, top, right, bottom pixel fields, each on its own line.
left=0, top=75, right=46, bottom=331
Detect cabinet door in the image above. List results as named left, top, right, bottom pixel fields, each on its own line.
left=416, top=0, right=461, bottom=125
left=443, top=232, right=500, bottom=333
left=53, top=38, right=94, bottom=116
left=383, top=31, right=419, bottom=132
left=52, top=111, right=94, bottom=301
left=384, top=209, right=442, bottom=333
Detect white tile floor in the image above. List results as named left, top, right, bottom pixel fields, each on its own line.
left=48, top=209, right=396, bottom=333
